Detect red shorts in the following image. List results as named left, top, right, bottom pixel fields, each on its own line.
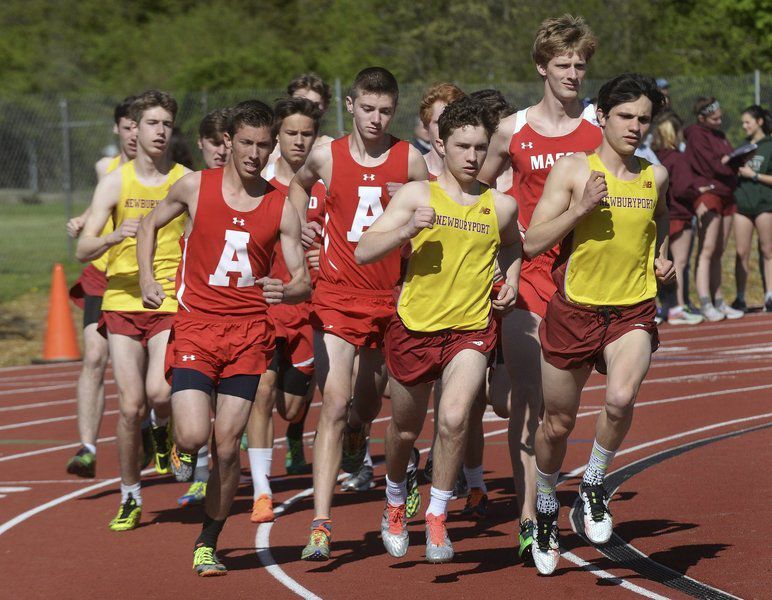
left=69, top=264, right=108, bottom=309
left=514, top=255, right=557, bottom=318
left=385, top=314, right=497, bottom=386
left=311, top=280, right=396, bottom=349
left=669, top=217, right=692, bottom=238
left=539, top=291, right=659, bottom=375
left=165, top=313, right=274, bottom=383
left=268, top=303, right=314, bottom=376
left=695, top=192, right=736, bottom=217
left=100, top=311, right=174, bottom=347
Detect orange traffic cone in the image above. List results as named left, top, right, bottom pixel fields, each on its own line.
left=37, top=263, right=81, bottom=362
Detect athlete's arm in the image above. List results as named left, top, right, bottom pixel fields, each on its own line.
left=355, top=181, right=428, bottom=265
left=478, top=116, right=515, bottom=186
left=407, top=145, right=430, bottom=181
left=492, top=191, right=522, bottom=313
left=524, top=155, right=605, bottom=257
left=66, top=206, right=91, bottom=239
left=652, top=164, right=675, bottom=284
left=137, top=173, right=198, bottom=309
left=75, top=170, right=127, bottom=262
left=288, top=144, right=331, bottom=247
left=95, top=156, right=111, bottom=182
left=265, top=201, right=311, bottom=305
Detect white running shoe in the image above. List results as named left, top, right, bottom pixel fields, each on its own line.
left=667, top=306, right=704, bottom=325
left=532, top=508, right=560, bottom=575
left=425, top=513, right=454, bottom=563
left=381, top=503, right=409, bottom=557
left=580, top=483, right=613, bottom=544
left=717, top=301, right=744, bottom=320
left=700, top=302, right=726, bottom=322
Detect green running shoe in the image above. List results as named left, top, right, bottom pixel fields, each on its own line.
left=66, top=446, right=96, bottom=478
left=285, top=437, right=311, bottom=475
left=405, top=447, right=421, bottom=519
left=178, top=481, right=207, bottom=507
left=193, top=544, right=227, bottom=577
left=301, top=520, right=332, bottom=561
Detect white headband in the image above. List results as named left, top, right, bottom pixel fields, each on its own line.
left=700, top=100, right=720, bottom=116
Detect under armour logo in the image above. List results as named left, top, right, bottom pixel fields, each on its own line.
left=182, top=354, right=196, bottom=361
left=232, top=217, right=245, bottom=226
left=363, top=174, right=375, bottom=181
left=471, top=341, right=484, bottom=346
left=324, top=324, right=334, bottom=329
left=521, top=142, right=533, bottom=149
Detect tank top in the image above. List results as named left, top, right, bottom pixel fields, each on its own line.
left=176, top=169, right=286, bottom=319
left=322, top=135, right=410, bottom=291
left=91, top=155, right=122, bottom=273
left=508, top=104, right=601, bottom=266
left=565, top=153, right=658, bottom=306
left=101, top=161, right=186, bottom=312
left=398, top=182, right=500, bottom=332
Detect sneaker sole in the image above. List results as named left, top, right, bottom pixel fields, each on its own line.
left=66, top=463, right=95, bottom=478
left=196, top=568, right=227, bottom=577
left=301, top=550, right=330, bottom=561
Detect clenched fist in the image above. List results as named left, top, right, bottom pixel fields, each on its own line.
left=110, top=217, right=141, bottom=243
left=259, top=277, right=285, bottom=304
left=577, top=170, right=608, bottom=216
left=654, top=256, right=675, bottom=285
left=402, top=206, right=436, bottom=239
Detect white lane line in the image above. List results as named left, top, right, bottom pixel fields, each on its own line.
left=0, top=410, right=119, bottom=432
left=658, top=313, right=769, bottom=337
left=662, top=326, right=772, bottom=345
left=559, top=551, right=669, bottom=599
left=584, top=366, right=772, bottom=392
left=0, top=363, right=81, bottom=373
left=0, top=436, right=117, bottom=463
left=0, top=379, right=116, bottom=396
left=721, top=344, right=772, bottom=355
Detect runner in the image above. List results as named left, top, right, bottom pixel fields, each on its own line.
left=419, top=83, right=467, bottom=179
left=356, top=96, right=521, bottom=562
left=66, top=95, right=138, bottom=477
left=75, top=90, right=190, bottom=531
left=288, top=66, right=429, bottom=560
left=478, top=13, right=600, bottom=561
left=523, top=73, right=672, bottom=575
left=137, top=99, right=310, bottom=576
left=245, top=97, right=326, bottom=523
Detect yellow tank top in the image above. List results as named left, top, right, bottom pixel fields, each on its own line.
left=398, top=181, right=500, bottom=332
left=91, top=155, right=122, bottom=273
left=101, top=161, right=186, bottom=312
left=564, top=153, right=658, bottom=306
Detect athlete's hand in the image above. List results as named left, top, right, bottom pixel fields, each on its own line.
left=259, top=277, right=285, bottom=304
left=301, top=221, right=323, bottom=249
left=577, top=171, right=607, bottom=216
left=492, top=283, right=517, bottom=314
left=140, top=279, right=166, bottom=309
left=306, top=242, right=321, bottom=270
left=111, top=217, right=142, bottom=243
left=401, top=206, right=436, bottom=239
left=738, top=165, right=756, bottom=179
left=66, top=215, right=86, bottom=238
left=385, top=181, right=404, bottom=197
left=654, top=257, right=676, bottom=285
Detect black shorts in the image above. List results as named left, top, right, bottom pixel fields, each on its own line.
left=83, top=294, right=103, bottom=329
left=268, top=338, right=313, bottom=397
left=171, top=368, right=260, bottom=402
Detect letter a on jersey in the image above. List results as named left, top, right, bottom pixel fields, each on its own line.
left=208, top=229, right=255, bottom=287
left=347, top=186, right=384, bottom=242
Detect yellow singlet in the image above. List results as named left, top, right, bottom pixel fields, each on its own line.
left=398, top=181, right=500, bottom=332
left=101, top=161, right=186, bottom=313
left=564, top=153, right=658, bottom=306
left=91, top=155, right=121, bottom=273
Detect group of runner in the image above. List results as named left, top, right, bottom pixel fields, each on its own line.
left=63, top=13, right=688, bottom=578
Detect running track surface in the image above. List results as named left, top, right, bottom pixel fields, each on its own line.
left=1, top=315, right=770, bottom=599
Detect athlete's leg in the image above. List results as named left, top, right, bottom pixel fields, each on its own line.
left=696, top=207, right=721, bottom=306
left=489, top=358, right=511, bottom=418
left=733, top=213, right=754, bottom=302
left=76, top=323, right=109, bottom=448
left=670, top=228, right=693, bottom=308
left=713, top=214, right=733, bottom=304
left=171, top=388, right=213, bottom=454
left=758, top=212, right=772, bottom=297
left=385, top=377, right=431, bottom=485
left=349, top=346, right=387, bottom=427
left=248, top=370, right=278, bottom=449
left=463, top=387, right=486, bottom=472
left=145, top=329, right=172, bottom=421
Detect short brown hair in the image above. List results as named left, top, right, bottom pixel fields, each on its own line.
left=198, top=108, right=230, bottom=141
left=226, top=100, right=274, bottom=137
left=532, top=14, right=597, bottom=66
left=129, top=90, right=178, bottom=124
left=438, top=97, right=498, bottom=143
left=419, top=83, right=466, bottom=126
left=273, top=97, right=324, bottom=137
left=349, top=67, right=399, bottom=101
left=287, top=73, right=332, bottom=110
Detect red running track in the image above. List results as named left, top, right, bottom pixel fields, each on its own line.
left=1, top=314, right=770, bottom=599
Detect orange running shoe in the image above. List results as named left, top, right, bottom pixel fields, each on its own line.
left=250, top=494, right=275, bottom=523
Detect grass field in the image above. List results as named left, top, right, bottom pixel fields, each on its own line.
left=0, top=198, right=767, bottom=366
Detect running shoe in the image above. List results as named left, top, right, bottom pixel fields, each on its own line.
left=579, top=482, right=613, bottom=544
left=192, top=544, right=227, bottom=577
left=461, top=487, right=488, bottom=519
left=406, top=447, right=421, bottom=519
left=108, top=493, right=141, bottom=532
left=667, top=306, right=704, bottom=325
left=240, top=431, right=248, bottom=451
left=178, top=481, right=207, bottom=507
left=301, top=520, right=332, bottom=561
left=532, top=507, right=559, bottom=575
left=285, top=437, right=311, bottom=475
left=518, top=518, right=535, bottom=563
left=425, top=513, right=453, bottom=563
left=66, top=446, right=96, bottom=478
left=171, top=444, right=196, bottom=483
left=423, top=450, right=433, bottom=484
left=250, top=494, right=275, bottom=523
left=731, top=298, right=748, bottom=313
left=381, top=503, right=409, bottom=557
left=717, top=301, right=744, bottom=320
left=452, top=471, right=469, bottom=500
left=341, top=464, right=374, bottom=492
left=140, top=424, right=154, bottom=469
left=700, top=302, right=725, bottom=322
left=766, top=295, right=772, bottom=313
left=151, top=422, right=172, bottom=474
left=341, top=425, right=367, bottom=473
left=654, top=305, right=667, bottom=325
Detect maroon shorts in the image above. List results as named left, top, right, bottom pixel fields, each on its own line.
left=165, top=313, right=274, bottom=383
left=100, top=311, right=175, bottom=347
left=385, top=314, right=497, bottom=386
left=268, top=303, right=314, bottom=376
left=311, top=281, right=396, bottom=348
left=539, top=292, right=659, bottom=375
left=669, top=217, right=692, bottom=238
left=695, top=192, right=736, bottom=217
left=69, top=264, right=108, bottom=309
left=514, top=255, right=557, bottom=318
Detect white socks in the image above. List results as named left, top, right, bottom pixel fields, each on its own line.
left=150, top=408, right=169, bottom=428
left=535, top=467, right=559, bottom=514
left=248, top=447, right=273, bottom=499
left=386, top=476, right=407, bottom=506
left=583, top=439, right=615, bottom=486
left=463, top=465, right=487, bottom=493
left=194, top=445, right=209, bottom=482
left=84, top=443, right=96, bottom=455
left=426, top=487, right=453, bottom=517
left=121, top=482, right=142, bottom=505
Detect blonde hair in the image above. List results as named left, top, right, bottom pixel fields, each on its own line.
left=419, top=83, right=466, bottom=126
left=650, top=112, right=683, bottom=151
left=532, top=14, right=597, bottom=66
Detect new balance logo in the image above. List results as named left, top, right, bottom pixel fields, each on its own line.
left=479, top=207, right=491, bottom=214
left=643, top=180, right=653, bottom=188
left=182, top=354, right=196, bottom=361
left=470, top=340, right=484, bottom=346
left=232, top=217, right=245, bottom=226
left=521, top=142, right=533, bottom=149
left=363, top=174, right=375, bottom=181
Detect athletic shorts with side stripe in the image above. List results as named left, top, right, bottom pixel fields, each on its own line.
left=100, top=310, right=175, bottom=347
left=269, top=303, right=314, bottom=376
left=514, top=254, right=557, bottom=318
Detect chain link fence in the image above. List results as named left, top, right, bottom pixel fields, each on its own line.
left=0, top=72, right=769, bottom=301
